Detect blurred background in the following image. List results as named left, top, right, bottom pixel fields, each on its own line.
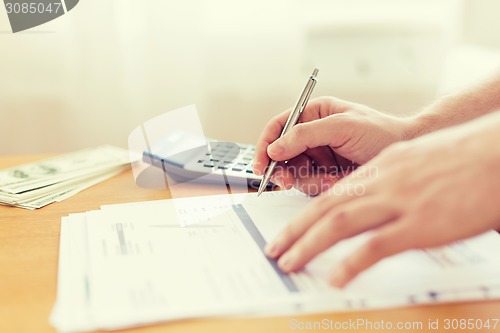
left=1, top=0, right=500, bottom=155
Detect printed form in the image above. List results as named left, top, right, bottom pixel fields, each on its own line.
left=51, top=191, right=500, bottom=332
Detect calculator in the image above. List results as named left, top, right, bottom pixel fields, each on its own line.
left=143, top=130, right=273, bottom=190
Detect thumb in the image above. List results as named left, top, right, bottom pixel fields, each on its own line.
left=267, top=117, right=342, bottom=161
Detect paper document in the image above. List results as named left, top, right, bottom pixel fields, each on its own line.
left=51, top=191, right=500, bottom=332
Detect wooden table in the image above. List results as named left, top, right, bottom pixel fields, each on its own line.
left=1, top=156, right=499, bottom=333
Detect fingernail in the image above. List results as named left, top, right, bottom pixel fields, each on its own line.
left=278, top=254, right=293, bottom=272
left=265, top=243, right=279, bottom=258
left=268, top=141, right=285, bottom=156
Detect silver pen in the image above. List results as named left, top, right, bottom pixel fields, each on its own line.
left=257, top=68, right=319, bottom=196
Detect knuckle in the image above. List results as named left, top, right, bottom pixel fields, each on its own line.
left=329, top=210, right=347, bottom=233
left=270, top=113, right=284, bottom=125
left=365, top=234, right=386, bottom=254
left=376, top=142, right=409, bottom=164
left=315, top=96, right=331, bottom=104
left=268, top=115, right=286, bottom=135
left=291, top=123, right=307, bottom=140
left=316, top=194, right=333, bottom=210
left=341, top=257, right=361, bottom=278
left=319, top=96, right=338, bottom=107
left=386, top=142, right=408, bottom=155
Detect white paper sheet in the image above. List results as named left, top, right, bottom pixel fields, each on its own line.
left=51, top=191, right=500, bottom=332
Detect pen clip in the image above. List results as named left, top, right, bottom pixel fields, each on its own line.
left=299, top=77, right=317, bottom=111
left=298, top=69, right=318, bottom=111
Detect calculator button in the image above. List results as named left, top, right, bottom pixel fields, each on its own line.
left=232, top=168, right=243, bottom=172
left=218, top=166, right=229, bottom=170
left=245, top=169, right=253, bottom=174
left=203, top=164, right=215, bottom=168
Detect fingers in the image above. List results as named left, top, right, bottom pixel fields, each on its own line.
left=273, top=198, right=399, bottom=274
left=267, top=120, right=331, bottom=162
left=267, top=116, right=350, bottom=162
left=266, top=160, right=382, bottom=260
left=253, top=97, right=345, bottom=176
left=253, top=109, right=294, bottom=176
left=266, top=188, right=368, bottom=259
left=303, top=146, right=339, bottom=173
left=272, top=152, right=340, bottom=195
left=330, top=220, right=416, bottom=288
left=276, top=170, right=340, bottom=195
left=265, top=195, right=334, bottom=258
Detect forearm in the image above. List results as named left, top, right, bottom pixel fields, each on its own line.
left=406, top=72, right=500, bottom=139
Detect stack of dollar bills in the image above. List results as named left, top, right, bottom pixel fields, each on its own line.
left=0, top=146, right=132, bottom=210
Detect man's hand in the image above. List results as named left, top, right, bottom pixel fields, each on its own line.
left=253, top=97, right=417, bottom=195
left=265, top=111, right=500, bottom=287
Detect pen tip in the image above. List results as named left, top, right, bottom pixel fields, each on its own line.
left=312, top=68, right=319, bottom=77
left=257, top=183, right=266, bottom=196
